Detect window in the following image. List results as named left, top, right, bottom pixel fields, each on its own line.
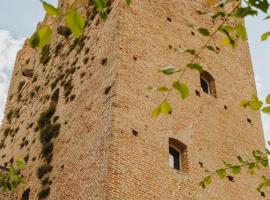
left=21, top=188, right=30, bottom=200
left=169, top=138, right=188, bottom=172
left=169, top=146, right=181, bottom=170
left=200, top=71, right=216, bottom=97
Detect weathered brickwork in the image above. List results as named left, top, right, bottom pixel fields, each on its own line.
left=0, top=0, right=267, bottom=199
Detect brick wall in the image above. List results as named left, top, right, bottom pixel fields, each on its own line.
left=0, top=0, right=267, bottom=199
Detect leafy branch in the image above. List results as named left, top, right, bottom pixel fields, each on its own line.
left=0, top=159, right=25, bottom=191
left=200, top=148, right=269, bottom=196
left=29, top=0, right=132, bottom=48
left=150, top=0, right=242, bottom=117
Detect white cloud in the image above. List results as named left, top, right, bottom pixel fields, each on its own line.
left=255, top=75, right=263, bottom=98
left=0, top=30, right=24, bottom=122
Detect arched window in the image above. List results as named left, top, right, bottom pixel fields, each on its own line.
left=169, top=138, right=188, bottom=172
left=21, top=188, right=30, bottom=200
left=200, top=71, right=216, bottom=98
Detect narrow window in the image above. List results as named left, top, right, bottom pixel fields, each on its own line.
left=200, top=71, right=216, bottom=97
left=21, top=188, right=30, bottom=200
left=169, top=138, right=188, bottom=172
left=169, top=146, right=181, bottom=170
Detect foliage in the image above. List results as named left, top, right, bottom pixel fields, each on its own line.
left=37, top=107, right=56, bottom=128
left=37, top=164, right=53, bottom=179
left=0, top=159, right=25, bottom=191
left=29, top=0, right=132, bottom=48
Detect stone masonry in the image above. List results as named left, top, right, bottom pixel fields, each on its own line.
left=0, top=0, right=267, bottom=199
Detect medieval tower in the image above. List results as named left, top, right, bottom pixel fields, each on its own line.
left=0, top=0, right=266, bottom=199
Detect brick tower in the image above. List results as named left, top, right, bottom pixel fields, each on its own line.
left=0, top=0, right=266, bottom=199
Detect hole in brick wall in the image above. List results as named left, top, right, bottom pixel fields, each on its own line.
left=21, top=188, right=30, bottom=200
left=91, top=56, right=95, bottom=61
left=101, top=58, right=108, bottom=65
left=247, top=118, right=252, bottom=124
left=61, top=165, right=64, bottom=169
left=191, top=31, right=195, bottom=36
left=169, top=45, right=173, bottom=49
left=216, top=46, right=220, bottom=51
left=195, top=90, right=201, bottom=97
left=51, top=88, right=60, bottom=104
left=83, top=57, right=89, bottom=64
left=133, top=56, right=138, bottom=61
left=22, top=69, right=34, bottom=77
left=132, top=130, right=138, bottom=136
left=85, top=48, right=90, bottom=55
left=104, top=85, right=112, bottom=95
left=199, top=161, right=203, bottom=168
left=167, top=17, right=172, bottom=22
left=224, top=105, right=228, bottom=110
left=57, top=26, right=72, bottom=38
left=227, top=175, right=234, bottom=182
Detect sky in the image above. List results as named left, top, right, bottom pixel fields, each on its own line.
left=0, top=0, right=269, bottom=142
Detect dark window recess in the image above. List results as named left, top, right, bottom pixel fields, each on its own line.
left=200, top=71, right=217, bottom=98
left=169, top=146, right=180, bottom=170
left=169, top=138, right=188, bottom=172
left=200, top=77, right=209, bottom=94
left=21, top=188, right=30, bottom=200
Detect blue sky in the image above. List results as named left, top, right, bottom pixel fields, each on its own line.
left=0, top=0, right=269, bottom=142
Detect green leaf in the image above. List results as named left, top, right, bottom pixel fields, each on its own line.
left=222, top=160, right=232, bottom=167
left=42, top=1, right=60, bottom=17
left=210, top=12, right=225, bottom=20
left=125, top=0, right=132, bottom=5
left=240, top=99, right=249, bottom=108
left=29, top=32, right=40, bottom=48
left=237, top=155, right=247, bottom=164
left=152, top=106, right=161, bottom=118
left=235, top=23, right=247, bottom=41
left=159, top=66, right=180, bottom=75
left=265, top=15, right=270, bottom=20
left=157, top=87, right=169, bottom=92
left=261, top=32, right=270, bottom=41
left=204, top=176, right=212, bottom=185
left=29, top=26, right=53, bottom=48
left=65, top=10, right=85, bottom=37
left=185, top=49, right=196, bottom=55
left=220, top=25, right=234, bottom=33
left=234, top=7, right=258, bottom=17
left=172, top=81, right=189, bottom=99
left=262, top=106, right=270, bottom=114
left=147, top=86, right=153, bottom=91
left=216, top=169, right=226, bottom=179
left=197, top=28, right=210, bottom=36
left=206, top=45, right=218, bottom=53
left=249, top=100, right=263, bottom=110
left=93, top=0, right=108, bottom=20
left=249, top=0, right=269, bottom=13
left=15, top=159, right=25, bottom=170
left=187, top=63, right=203, bottom=73
left=266, top=94, right=270, bottom=104
left=196, top=10, right=207, bottom=15
left=231, top=166, right=241, bottom=175
left=160, top=101, right=172, bottom=115
left=219, top=28, right=236, bottom=48
left=151, top=101, right=172, bottom=117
